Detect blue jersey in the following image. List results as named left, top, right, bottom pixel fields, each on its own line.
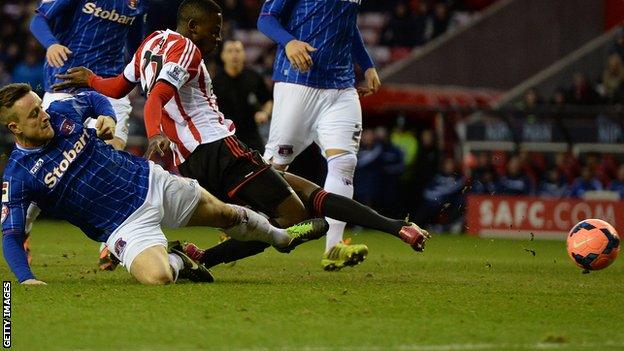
left=259, top=0, right=372, bottom=89
left=2, top=92, right=150, bottom=281
left=35, top=0, right=147, bottom=91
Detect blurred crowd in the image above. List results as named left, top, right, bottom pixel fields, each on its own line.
left=355, top=123, right=624, bottom=231
left=0, top=0, right=494, bottom=96
left=518, top=31, right=624, bottom=109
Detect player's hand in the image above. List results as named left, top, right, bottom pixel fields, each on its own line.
left=21, top=279, right=47, bottom=285
left=46, top=44, right=72, bottom=68
left=95, top=115, right=116, bottom=140
left=285, top=40, right=316, bottom=72
left=52, top=66, right=95, bottom=91
left=357, top=68, right=381, bottom=97
left=254, top=110, right=270, bottom=124
left=144, top=134, right=171, bottom=160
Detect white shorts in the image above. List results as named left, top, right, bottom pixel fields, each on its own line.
left=264, top=82, right=362, bottom=165
left=42, top=92, right=132, bottom=143
left=105, top=163, right=202, bottom=271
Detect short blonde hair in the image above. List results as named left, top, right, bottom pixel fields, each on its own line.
left=0, top=83, right=31, bottom=127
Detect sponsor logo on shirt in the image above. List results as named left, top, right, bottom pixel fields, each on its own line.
left=127, top=0, right=138, bottom=10
left=82, top=2, right=136, bottom=25
left=43, top=129, right=89, bottom=188
left=166, top=64, right=188, bottom=85
left=29, top=159, right=44, bottom=175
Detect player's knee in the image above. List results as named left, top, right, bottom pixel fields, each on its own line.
left=133, top=263, right=174, bottom=285
left=326, top=152, right=357, bottom=181
left=140, top=270, right=174, bottom=285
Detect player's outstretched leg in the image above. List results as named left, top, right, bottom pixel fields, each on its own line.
left=185, top=188, right=328, bottom=250
left=284, top=172, right=431, bottom=252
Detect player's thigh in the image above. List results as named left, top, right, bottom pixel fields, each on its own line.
left=42, top=92, right=72, bottom=110
left=316, top=88, right=362, bottom=157
left=185, top=187, right=239, bottom=228
left=129, top=245, right=173, bottom=285
left=106, top=218, right=168, bottom=277
left=151, top=163, right=203, bottom=229
left=264, top=83, right=320, bottom=165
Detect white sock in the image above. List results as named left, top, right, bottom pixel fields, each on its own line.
left=323, top=153, right=357, bottom=252
left=168, top=253, right=184, bottom=282
left=223, top=204, right=291, bottom=247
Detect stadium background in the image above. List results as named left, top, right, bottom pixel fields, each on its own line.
left=2, top=1, right=624, bottom=350
left=1, top=0, right=623, bottom=238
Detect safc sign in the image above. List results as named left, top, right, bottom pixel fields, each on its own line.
left=466, top=195, right=624, bottom=240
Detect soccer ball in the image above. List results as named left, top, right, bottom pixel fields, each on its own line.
left=567, top=219, right=620, bottom=270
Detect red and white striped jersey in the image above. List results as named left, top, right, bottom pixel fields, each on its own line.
left=123, top=29, right=235, bottom=164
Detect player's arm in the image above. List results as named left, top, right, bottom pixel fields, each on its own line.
left=257, top=0, right=316, bottom=72
left=2, top=177, right=44, bottom=285
left=143, top=81, right=176, bottom=159
left=77, top=91, right=118, bottom=140
left=352, top=27, right=380, bottom=96
left=52, top=67, right=136, bottom=99
left=29, top=0, right=77, bottom=68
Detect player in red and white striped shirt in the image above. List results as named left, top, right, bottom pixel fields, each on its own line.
left=55, top=0, right=429, bottom=270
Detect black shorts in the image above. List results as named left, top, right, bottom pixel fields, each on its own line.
left=177, top=136, right=293, bottom=217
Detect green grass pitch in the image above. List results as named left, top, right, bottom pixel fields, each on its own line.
left=2, top=220, right=623, bottom=351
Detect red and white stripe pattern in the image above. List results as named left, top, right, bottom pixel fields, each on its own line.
left=123, top=30, right=235, bottom=165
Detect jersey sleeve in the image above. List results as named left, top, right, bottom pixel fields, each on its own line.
left=258, top=0, right=297, bottom=47
left=352, top=27, right=375, bottom=71
left=36, top=0, right=78, bottom=19
left=156, top=38, right=201, bottom=90
left=260, top=0, right=294, bottom=16
left=49, top=92, right=116, bottom=124
left=123, top=32, right=158, bottom=83
left=2, top=176, right=36, bottom=282
left=123, top=50, right=141, bottom=83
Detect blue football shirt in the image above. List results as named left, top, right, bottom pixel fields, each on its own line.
left=36, top=0, right=147, bottom=92
left=260, top=0, right=365, bottom=89
left=2, top=92, right=150, bottom=281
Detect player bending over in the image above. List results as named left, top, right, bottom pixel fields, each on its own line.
left=28, top=0, right=148, bottom=269
left=0, top=83, right=327, bottom=285
left=53, top=0, right=429, bottom=271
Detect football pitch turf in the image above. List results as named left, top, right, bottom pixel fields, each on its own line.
left=2, top=221, right=623, bottom=351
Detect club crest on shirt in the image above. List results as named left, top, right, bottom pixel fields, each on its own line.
left=127, top=0, right=138, bottom=10
left=278, top=144, right=294, bottom=156
left=1, top=205, right=8, bottom=224
left=60, top=119, right=75, bottom=135
left=2, top=182, right=8, bottom=203
left=114, top=238, right=127, bottom=257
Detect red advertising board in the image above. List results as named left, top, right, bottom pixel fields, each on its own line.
left=466, top=195, right=624, bottom=240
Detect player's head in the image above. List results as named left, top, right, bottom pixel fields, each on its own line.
left=0, top=83, right=53, bottom=147
left=221, top=40, right=245, bottom=71
left=177, top=0, right=223, bottom=54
